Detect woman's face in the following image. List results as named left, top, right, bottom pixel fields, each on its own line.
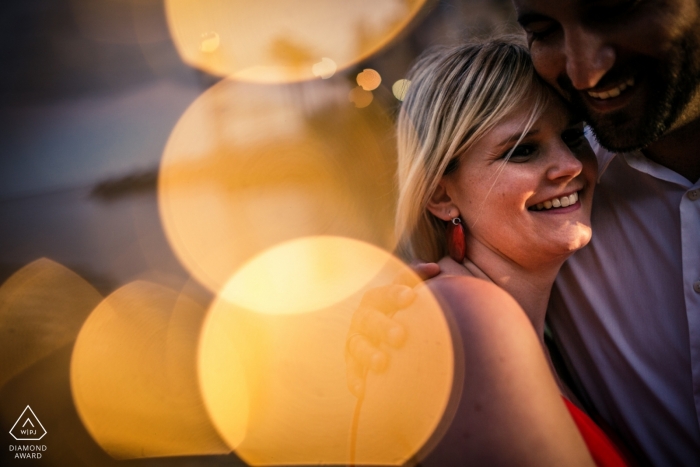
left=433, top=95, right=597, bottom=269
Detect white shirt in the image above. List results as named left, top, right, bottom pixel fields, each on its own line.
left=549, top=135, right=700, bottom=466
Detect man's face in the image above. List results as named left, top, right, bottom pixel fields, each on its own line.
left=513, top=0, right=700, bottom=152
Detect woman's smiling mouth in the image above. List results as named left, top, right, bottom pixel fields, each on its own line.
left=529, top=191, right=580, bottom=211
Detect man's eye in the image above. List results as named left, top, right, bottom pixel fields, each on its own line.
left=526, top=22, right=557, bottom=41
left=506, top=144, right=537, bottom=162
left=588, top=0, right=642, bottom=21
left=562, top=128, right=586, bottom=148
left=529, top=29, right=554, bottom=41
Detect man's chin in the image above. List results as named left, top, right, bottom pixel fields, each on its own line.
left=565, top=90, right=656, bottom=152
left=586, top=112, right=665, bottom=153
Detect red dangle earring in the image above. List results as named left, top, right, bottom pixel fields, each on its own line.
left=446, top=217, right=466, bottom=263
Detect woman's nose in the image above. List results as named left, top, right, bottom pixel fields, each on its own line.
left=564, top=25, right=615, bottom=90
left=546, top=145, right=583, bottom=181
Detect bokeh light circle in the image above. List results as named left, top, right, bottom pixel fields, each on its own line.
left=158, top=78, right=397, bottom=295
left=199, top=236, right=455, bottom=465
left=164, top=0, right=428, bottom=82
left=311, top=58, right=337, bottom=79
left=357, top=69, right=382, bottom=91
left=349, top=86, right=374, bottom=108
left=0, top=259, right=101, bottom=389
left=219, top=236, right=391, bottom=314
left=392, top=78, right=411, bottom=101
left=71, top=281, right=232, bottom=459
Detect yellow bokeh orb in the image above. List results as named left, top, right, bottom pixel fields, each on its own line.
left=357, top=68, right=382, bottom=91
left=392, top=78, right=411, bottom=101
left=349, top=86, right=374, bottom=108
left=164, top=0, right=428, bottom=83
left=199, top=236, right=455, bottom=465
left=158, top=78, right=397, bottom=295
left=71, top=282, right=233, bottom=459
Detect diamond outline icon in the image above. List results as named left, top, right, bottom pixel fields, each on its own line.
left=9, top=406, right=47, bottom=441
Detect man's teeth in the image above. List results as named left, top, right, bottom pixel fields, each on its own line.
left=587, top=78, right=635, bottom=100
left=534, top=192, right=579, bottom=211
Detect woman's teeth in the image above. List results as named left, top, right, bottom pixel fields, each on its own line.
left=587, top=78, right=634, bottom=100
left=533, top=192, right=579, bottom=211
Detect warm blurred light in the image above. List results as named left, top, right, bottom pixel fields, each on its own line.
left=355, top=281, right=458, bottom=464
left=392, top=78, right=411, bottom=101
left=349, top=86, right=374, bottom=108
left=357, top=69, right=382, bottom=91
left=158, top=78, right=397, bottom=295
left=164, top=0, right=428, bottom=83
left=71, top=281, right=230, bottom=459
left=0, top=259, right=101, bottom=389
left=221, top=236, right=390, bottom=314
left=312, top=57, right=337, bottom=79
left=199, top=31, right=220, bottom=52
left=199, top=236, right=455, bottom=465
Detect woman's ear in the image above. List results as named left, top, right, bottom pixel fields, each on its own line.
left=426, top=180, right=458, bottom=221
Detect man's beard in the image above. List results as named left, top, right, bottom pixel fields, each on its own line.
left=561, top=33, right=700, bottom=153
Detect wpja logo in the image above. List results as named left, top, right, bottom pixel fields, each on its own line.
left=8, top=406, right=47, bottom=460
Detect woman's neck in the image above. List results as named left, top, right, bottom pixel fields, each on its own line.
left=461, top=242, right=568, bottom=341
left=436, top=243, right=575, bottom=397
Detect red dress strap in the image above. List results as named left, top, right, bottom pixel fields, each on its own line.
left=562, top=397, right=629, bottom=467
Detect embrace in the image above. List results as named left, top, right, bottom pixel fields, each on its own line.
left=347, top=0, right=700, bottom=465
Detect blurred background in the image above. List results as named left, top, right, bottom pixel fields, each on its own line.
left=0, top=1, right=517, bottom=465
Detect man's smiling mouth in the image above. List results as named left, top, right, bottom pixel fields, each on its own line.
left=587, top=78, right=635, bottom=100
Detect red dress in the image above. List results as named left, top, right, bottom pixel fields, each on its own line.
left=562, top=397, right=629, bottom=467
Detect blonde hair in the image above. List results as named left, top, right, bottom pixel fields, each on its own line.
left=395, top=36, right=553, bottom=262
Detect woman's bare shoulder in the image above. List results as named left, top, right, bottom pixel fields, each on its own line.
left=412, top=271, right=593, bottom=465
left=418, top=272, right=538, bottom=367
left=429, top=257, right=520, bottom=314
left=423, top=273, right=525, bottom=327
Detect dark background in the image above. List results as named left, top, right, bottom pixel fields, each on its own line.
left=0, top=1, right=515, bottom=465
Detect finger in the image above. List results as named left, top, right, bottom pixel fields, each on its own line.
left=412, top=262, right=441, bottom=281
left=359, top=284, right=415, bottom=314
left=347, top=334, right=389, bottom=372
left=392, top=267, right=421, bottom=288
left=346, top=356, right=366, bottom=397
left=392, top=262, right=441, bottom=287
left=352, top=307, right=406, bottom=348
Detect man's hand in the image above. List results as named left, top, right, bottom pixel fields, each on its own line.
left=345, top=262, right=441, bottom=397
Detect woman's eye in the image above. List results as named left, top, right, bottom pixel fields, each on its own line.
left=507, top=144, right=537, bottom=162
left=562, top=128, right=586, bottom=148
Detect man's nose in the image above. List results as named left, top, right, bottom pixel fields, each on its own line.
left=564, top=25, right=615, bottom=90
